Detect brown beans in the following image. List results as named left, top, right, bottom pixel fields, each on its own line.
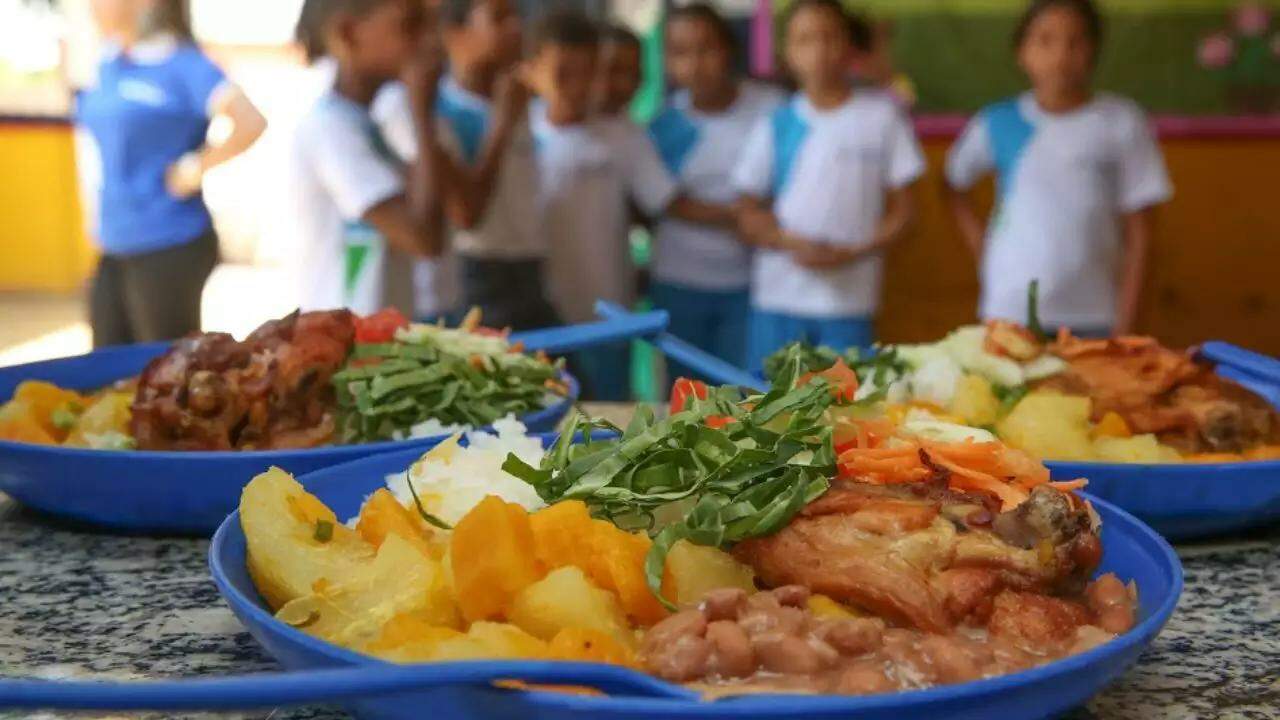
left=642, top=610, right=707, bottom=657
left=701, top=588, right=748, bottom=622
left=772, top=585, right=812, bottom=608
left=738, top=605, right=806, bottom=638
left=1086, top=574, right=1136, bottom=634
left=835, top=660, right=896, bottom=695
left=648, top=634, right=712, bottom=682
left=706, top=621, right=755, bottom=679
left=814, top=618, right=885, bottom=656
left=752, top=633, right=832, bottom=675
left=918, top=635, right=982, bottom=684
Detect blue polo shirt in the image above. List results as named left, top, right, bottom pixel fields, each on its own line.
left=76, top=38, right=227, bottom=256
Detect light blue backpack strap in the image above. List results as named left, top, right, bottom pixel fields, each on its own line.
left=648, top=106, right=701, bottom=176
left=983, top=98, right=1035, bottom=198
left=771, top=99, right=810, bottom=198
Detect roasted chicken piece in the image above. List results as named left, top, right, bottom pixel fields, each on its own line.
left=734, top=479, right=1100, bottom=634
left=1041, top=331, right=1280, bottom=454
left=131, top=310, right=355, bottom=451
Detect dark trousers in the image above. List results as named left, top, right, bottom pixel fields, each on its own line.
left=458, top=256, right=559, bottom=332
left=90, top=231, right=219, bottom=348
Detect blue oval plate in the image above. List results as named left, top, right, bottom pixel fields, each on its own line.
left=1045, top=458, right=1280, bottom=541
left=211, top=442, right=1184, bottom=720
left=0, top=345, right=577, bottom=535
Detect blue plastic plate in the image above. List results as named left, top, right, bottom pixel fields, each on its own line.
left=210, top=442, right=1183, bottom=720
left=1045, top=458, right=1280, bottom=540
left=0, top=345, right=577, bottom=535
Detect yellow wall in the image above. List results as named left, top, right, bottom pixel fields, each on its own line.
left=2, top=123, right=1278, bottom=354
left=0, top=122, right=94, bottom=292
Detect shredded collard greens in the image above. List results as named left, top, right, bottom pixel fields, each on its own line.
left=503, top=347, right=844, bottom=610
left=763, top=342, right=910, bottom=390
left=332, top=327, right=563, bottom=443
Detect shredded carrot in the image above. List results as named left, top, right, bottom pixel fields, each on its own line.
left=1049, top=479, right=1089, bottom=492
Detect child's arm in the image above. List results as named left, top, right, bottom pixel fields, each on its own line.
left=362, top=39, right=447, bottom=258
left=438, top=70, right=528, bottom=230
left=791, top=184, right=916, bottom=269
left=944, top=114, right=996, bottom=259
left=668, top=197, right=738, bottom=230
left=1115, top=208, right=1155, bottom=336
left=946, top=185, right=987, bottom=258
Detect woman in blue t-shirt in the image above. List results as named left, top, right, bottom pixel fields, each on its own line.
left=78, top=0, right=266, bottom=347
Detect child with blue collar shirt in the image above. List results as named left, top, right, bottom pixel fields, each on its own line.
left=733, top=0, right=924, bottom=371
left=946, top=0, right=1172, bottom=337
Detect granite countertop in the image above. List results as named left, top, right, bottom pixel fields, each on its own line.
left=1, top=434, right=1277, bottom=719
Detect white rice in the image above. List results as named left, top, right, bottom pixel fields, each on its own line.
left=381, top=417, right=548, bottom=527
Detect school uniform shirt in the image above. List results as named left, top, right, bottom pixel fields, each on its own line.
left=946, top=92, right=1173, bottom=329
left=646, top=81, right=784, bottom=291
left=288, top=90, right=413, bottom=316
left=76, top=35, right=229, bottom=256
left=371, top=81, right=459, bottom=320
left=732, top=90, right=925, bottom=319
left=532, top=107, right=678, bottom=324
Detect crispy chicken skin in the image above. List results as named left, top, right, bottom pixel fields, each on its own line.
left=1041, top=332, right=1280, bottom=454
left=734, top=481, right=1101, bottom=633
left=130, top=310, right=355, bottom=451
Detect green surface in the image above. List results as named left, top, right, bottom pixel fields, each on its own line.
left=772, top=1, right=1280, bottom=114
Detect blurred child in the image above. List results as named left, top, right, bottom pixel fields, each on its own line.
left=733, top=0, right=923, bottom=370
left=647, top=2, right=783, bottom=379
left=288, top=0, right=445, bottom=315
left=946, top=0, right=1171, bottom=336
left=437, top=0, right=558, bottom=330
left=526, top=11, right=678, bottom=400
left=596, top=23, right=644, bottom=118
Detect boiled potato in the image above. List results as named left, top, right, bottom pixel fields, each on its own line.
left=508, top=566, right=634, bottom=647
left=1094, top=435, right=1180, bottom=464
left=949, top=374, right=1001, bottom=427
left=63, top=392, right=133, bottom=448
left=997, top=393, right=1095, bottom=462
left=665, top=540, right=756, bottom=608
left=450, top=496, right=544, bottom=623
left=368, top=620, right=547, bottom=663
left=240, top=468, right=376, bottom=611
left=548, top=627, right=638, bottom=667
left=275, top=534, right=449, bottom=646
left=356, top=488, right=442, bottom=560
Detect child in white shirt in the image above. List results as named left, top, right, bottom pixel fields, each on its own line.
left=648, top=3, right=783, bottom=378
left=289, top=0, right=444, bottom=316
left=946, top=0, right=1172, bottom=336
left=733, top=0, right=924, bottom=370
left=525, top=12, right=677, bottom=400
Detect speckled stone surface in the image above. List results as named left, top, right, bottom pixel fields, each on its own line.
left=1, top=453, right=1276, bottom=719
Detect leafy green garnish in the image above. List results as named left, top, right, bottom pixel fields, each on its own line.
left=1026, top=279, right=1049, bottom=342
left=504, top=347, right=839, bottom=610
left=403, top=471, right=454, bottom=531
left=313, top=520, right=334, bottom=543
left=50, top=402, right=83, bottom=432
left=332, top=328, right=563, bottom=443
left=993, top=383, right=1030, bottom=416
left=762, top=342, right=909, bottom=390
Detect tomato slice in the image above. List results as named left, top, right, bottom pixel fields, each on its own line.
left=355, top=308, right=410, bottom=344
left=799, top=359, right=860, bottom=402
left=669, top=378, right=709, bottom=415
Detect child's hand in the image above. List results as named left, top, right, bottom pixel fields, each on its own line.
left=493, top=69, right=531, bottom=136
left=792, top=241, right=860, bottom=269
left=738, top=205, right=782, bottom=247
left=165, top=151, right=204, bottom=199
left=404, top=32, right=445, bottom=115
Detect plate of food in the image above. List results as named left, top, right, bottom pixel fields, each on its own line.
left=761, top=318, right=1280, bottom=539
left=210, top=349, right=1181, bottom=720
left=0, top=308, right=584, bottom=534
